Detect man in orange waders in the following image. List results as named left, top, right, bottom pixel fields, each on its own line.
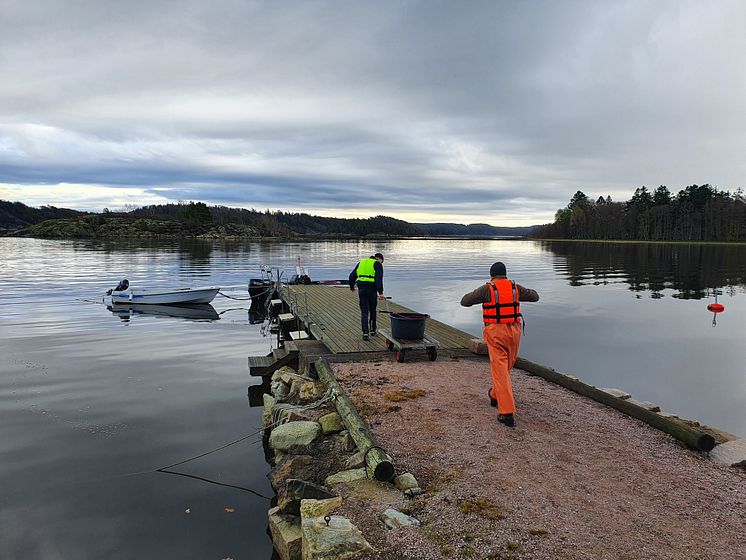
left=460, top=261, right=539, bottom=427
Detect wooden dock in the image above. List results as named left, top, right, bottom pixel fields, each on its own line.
left=279, top=284, right=475, bottom=355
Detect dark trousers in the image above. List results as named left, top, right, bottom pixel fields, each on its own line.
left=357, top=283, right=378, bottom=333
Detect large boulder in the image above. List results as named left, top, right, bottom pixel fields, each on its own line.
left=271, top=380, right=291, bottom=398
left=324, top=468, right=367, bottom=486
left=300, top=498, right=373, bottom=559
left=278, top=479, right=337, bottom=516
left=269, top=421, right=321, bottom=453
left=263, top=393, right=277, bottom=427
left=270, top=455, right=316, bottom=491
left=268, top=506, right=302, bottom=560
left=381, top=508, right=420, bottom=529
left=318, top=412, right=344, bottom=435
left=273, top=366, right=300, bottom=382
left=394, top=472, right=422, bottom=496
left=296, top=380, right=326, bottom=402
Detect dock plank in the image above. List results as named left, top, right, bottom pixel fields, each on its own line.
left=280, top=285, right=474, bottom=355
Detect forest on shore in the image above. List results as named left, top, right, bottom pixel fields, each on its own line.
left=534, top=184, right=746, bottom=242
left=0, top=200, right=534, bottom=239
left=5, top=183, right=745, bottom=242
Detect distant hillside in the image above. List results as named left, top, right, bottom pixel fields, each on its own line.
left=2, top=199, right=537, bottom=239
left=416, top=222, right=537, bottom=237
left=24, top=214, right=260, bottom=239
left=131, top=204, right=423, bottom=237
left=0, top=200, right=86, bottom=231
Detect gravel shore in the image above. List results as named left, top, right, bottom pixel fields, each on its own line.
left=331, top=358, right=745, bottom=560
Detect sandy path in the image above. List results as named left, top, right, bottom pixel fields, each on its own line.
left=332, top=358, right=745, bottom=560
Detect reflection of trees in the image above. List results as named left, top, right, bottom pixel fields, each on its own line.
left=74, top=238, right=173, bottom=255
left=179, top=241, right=213, bottom=263
left=542, top=241, right=746, bottom=299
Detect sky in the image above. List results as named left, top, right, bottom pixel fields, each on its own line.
left=1, top=1, right=745, bottom=226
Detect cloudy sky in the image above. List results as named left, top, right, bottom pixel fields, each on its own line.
left=1, top=1, right=745, bottom=225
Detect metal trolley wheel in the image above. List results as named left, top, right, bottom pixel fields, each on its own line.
left=427, top=347, right=438, bottom=361
left=396, top=350, right=405, bottom=363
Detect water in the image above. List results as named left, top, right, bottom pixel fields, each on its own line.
left=1, top=237, right=745, bottom=559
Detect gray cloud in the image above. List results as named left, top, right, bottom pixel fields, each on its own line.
left=2, top=0, right=745, bottom=224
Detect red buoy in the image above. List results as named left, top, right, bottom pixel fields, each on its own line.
left=707, top=303, right=725, bottom=313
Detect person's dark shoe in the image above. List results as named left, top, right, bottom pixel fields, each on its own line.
left=497, top=413, right=515, bottom=427
left=370, top=330, right=377, bottom=336
left=488, top=388, right=497, bottom=408
left=362, top=333, right=369, bottom=341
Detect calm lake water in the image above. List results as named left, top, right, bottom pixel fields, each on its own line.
left=1, top=237, right=745, bottom=559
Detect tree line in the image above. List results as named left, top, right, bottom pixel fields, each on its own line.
left=534, top=184, right=746, bottom=241
left=2, top=199, right=533, bottom=238
left=0, top=200, right=85, bottom=229
left=125, top=202, right=424, bottom=236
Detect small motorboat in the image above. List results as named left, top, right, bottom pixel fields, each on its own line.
left=107, top=279, right=220, bottom=305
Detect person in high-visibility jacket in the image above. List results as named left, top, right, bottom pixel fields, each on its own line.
left=349, top=253, right=385, bottom=341
left=460, top=261, right=539, bottom=427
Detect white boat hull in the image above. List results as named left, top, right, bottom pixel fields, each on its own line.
left=111, top=286, right=220, bottom=305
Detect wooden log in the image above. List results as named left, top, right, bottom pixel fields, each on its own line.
left=314, top=358, right=395, bottom=481
left=514, top=357, right=716, bottom=452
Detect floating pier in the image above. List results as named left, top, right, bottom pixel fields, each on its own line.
left=278, top=284, right=473, bottom=356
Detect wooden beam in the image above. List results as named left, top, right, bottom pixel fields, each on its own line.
left=515, top=357, right=716, bottom=452
left=314, top=358, right=395, bottom=481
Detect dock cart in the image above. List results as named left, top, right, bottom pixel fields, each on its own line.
left=378, top=328, right=440, bottom=363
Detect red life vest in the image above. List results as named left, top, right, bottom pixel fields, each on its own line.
left=482, top=278, right=521, bottom=324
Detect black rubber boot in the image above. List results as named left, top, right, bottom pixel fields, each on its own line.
left=497, top=413, right=515, bottom=427
left=488, top=388, right=497, bottom=408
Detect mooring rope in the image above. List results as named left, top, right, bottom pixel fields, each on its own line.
left=156, top=469, right=270, bottom=499
left=108, top=387, right=337, bottom=498
left=269, top=388, right=335, bottom=429
left=75, top=297, right=108, bottom=305
left=216, top=291, right=253, bottom=301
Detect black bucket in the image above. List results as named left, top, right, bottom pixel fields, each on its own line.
left=389, top=312, right=429, bottom=340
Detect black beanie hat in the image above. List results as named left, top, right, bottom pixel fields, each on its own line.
left=490, top=261, right=506, bottom=277
left=374, top=252, right=384, bottom=262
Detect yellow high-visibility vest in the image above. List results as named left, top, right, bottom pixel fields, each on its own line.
left=356, top=258, right=377, bottom=282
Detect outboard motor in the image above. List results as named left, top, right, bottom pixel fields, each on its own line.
left=106, top=278, right=129, bottom=295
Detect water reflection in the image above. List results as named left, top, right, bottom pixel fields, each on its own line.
left=178, top=240, right=213, bottom=266
left=107, top=303, right=220, bottom=322
left=541, top=241, right=746, bottom=298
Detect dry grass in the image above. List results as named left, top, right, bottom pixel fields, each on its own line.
left=384, top=388, right=427, bottom=402
left=458, top=496, right=505, bottom=520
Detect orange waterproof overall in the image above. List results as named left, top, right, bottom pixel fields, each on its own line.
left=483, top=279, right=522, bottom=415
